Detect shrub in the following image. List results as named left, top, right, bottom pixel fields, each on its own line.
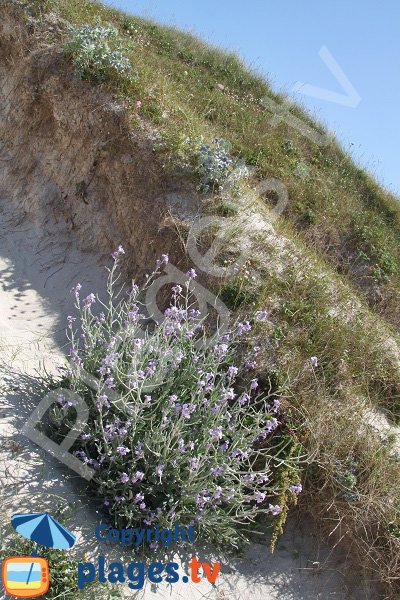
left=195, top=138, right=247, bottom=193
left=48, top=249, right=302, bottom=550
left=65, top=22, right=135, bottom=83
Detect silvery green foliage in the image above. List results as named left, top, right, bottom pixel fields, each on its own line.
left=195, top=138, right=249, bottom=193
left=65, top=23, right=135, bottom=82
left=197, top=138, right=234, bottom=192
left=50, top=252, right=301, bottom=549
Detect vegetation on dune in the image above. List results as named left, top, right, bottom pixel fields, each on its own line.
left=47, top=252, right=302, bottom=551
left=5, top=0, right=400, bottom=596
left=29, top=0, right=400, bottom=324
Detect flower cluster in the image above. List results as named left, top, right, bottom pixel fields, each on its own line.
left=65, top=22, right=135, bottom=83
left=51, top=248, right=301, bottom=549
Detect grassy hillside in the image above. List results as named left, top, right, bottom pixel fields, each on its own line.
left=6, top=0, right=400, bottom=595
left=39, top=0, right=400, bottom=321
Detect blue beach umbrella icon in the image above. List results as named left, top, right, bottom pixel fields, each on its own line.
left=11, top=513, right=76, bottom=553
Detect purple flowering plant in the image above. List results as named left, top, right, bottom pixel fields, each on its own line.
left=51, top=248, right=302, bottom=549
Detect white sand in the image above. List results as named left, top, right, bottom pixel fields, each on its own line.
left=0, top=197, right=377, bottom=599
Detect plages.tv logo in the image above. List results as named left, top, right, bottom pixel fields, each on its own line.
left=1, top=512, right=76, bottom=598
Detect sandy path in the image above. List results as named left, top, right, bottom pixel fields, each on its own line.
left=0, top=197, right=375, bottom=599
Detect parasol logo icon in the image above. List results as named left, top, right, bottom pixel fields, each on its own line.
left=1, top=512, right=76, bottom=598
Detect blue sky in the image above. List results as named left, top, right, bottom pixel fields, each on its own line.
left=104, top=0, right=400, bottom=195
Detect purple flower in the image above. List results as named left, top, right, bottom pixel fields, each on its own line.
left=211, top=465, right=226, bottom=476
left=62, top=400, right=76, bottom=409
left=223, top=387, right=236, bottom=401
left=227, top=366, right=238, bottom=379
left=126, top=306, right=139, bottom=322
left=272, top=399, right=281, bottom=412
left=289, top=483, right=303, bottom=495
left=188, top=457, right=200, bottom=471
left=120, top=473, right=129, bottom=484
left=164, top=322, right=179, bottom=337
left=195, top=491, right=210, bottom=510
left=214, top=486, right=223, bottom=499
left=112, top=245, right=125, bottom=260
left=186, top=268, right=197, bottom=279
left=83, top=293, right=96, bottom=309
left=214, top=343, right=228, bottom=360
left=102, top=352, right=120, bottom=368
left=181, top=403, right=195, bottom=419
left=268, top=504, right=282, bottom=516
left=67, top=316, right=75, bottom=328
left=237, top=321, right=252, bottom=336
left=132, top=471, right=145, bottom=483
left=265, top=417, right=279, bottom=433
left=254, top=491, right=266, bottom=504
left=188, top=309, right=201, bottom=321
left=96, top=394, right=110, bottom=411
left=310, top=356, right=319, bottom=368
left=104, top=377, right=115, bottom=389
left=231, top=448, right=249, bottom=461
left=164, top=306, right=186, bottom=322
left=250, top=378, right=258, bottom=391
left=127, top=284, right=139, bottom=296
left=161, top=254, right=169, bottom=264
left=239, top=392, right=250, bottom=406
left=116, top=446, right=130, bottom=456
left=72, top=283, right=82, bottom=298
left=134, top=492, right=144, bottom=504
left=156, top=464, right=164, bottom=480
left=245, top=359, right=256, bottom=369
left=209, top=426, right=223, bottom=441
left=197, top=372, right=214, bottom=393
left=135, top=442, right=144, bottom=458
left=149, top=541, right=159, bottom=550
left=73, top=450, right=87, bottom=460
left=254, top=310, right=269, bottom=322
left=178, top=439, right=186, bottom=453
left=172, top=284, right=182, bottom=295
left=219, top=440, right=230, bottom=453
left=172, top=351, right=184, bottom=368
left=69, top=349, right=83, bottom=367
left=159, top=412, right=169, bottom=429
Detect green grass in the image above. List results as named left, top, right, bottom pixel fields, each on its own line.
left=27, top=0, right=400, bottom=324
